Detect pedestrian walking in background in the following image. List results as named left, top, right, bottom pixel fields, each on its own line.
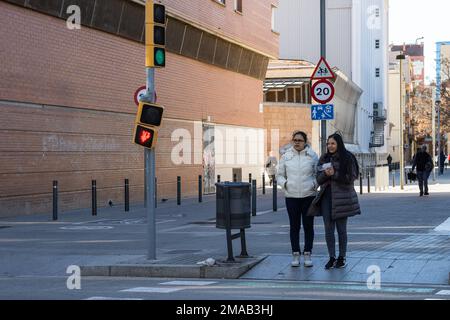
left=412, top=145, right=433, bottom=196
left=310, top=133, right=361, bottom=270
left=387, top=154, right=393, bottom=171
left=265, top=152, right=278, bottom=186
left=439, top=149, right=446, bottom=175
left=277, top=131, right=319, bottom=268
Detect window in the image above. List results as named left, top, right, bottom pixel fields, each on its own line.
left=375, top=68, right=380, bottom=77
left=375, top=39, right=380, bottom=49
left=287, top=88, right=295, bottom=102
left=271, top=5, right=277, bottom=32
left=277, top=90, right=286, bottom=102
left=265, top=91, right=276, bottom=102
left=235, top=0, right=242, bottom=13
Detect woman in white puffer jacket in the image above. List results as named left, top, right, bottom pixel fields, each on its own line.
left=277, top=131, right=319, bottom=268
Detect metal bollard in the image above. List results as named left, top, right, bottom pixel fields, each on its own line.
left=125, top=179, right=129, bottom=212
left=367, top=173, right=370, bottom=194
left=177, top=176, right=181, bottom=205
left=273, top=178, right=278, bottom=212
left=252, top=179, right=257, bottom=217
left=52, top=181, right=58, bottom=221
left=92, top=180, right=97, bottom=216
left=359, top=173, right=363, bottom=195
left=392, top=172, right=395, bottom=188
left=262, top=174, right=266, bottom=195
left=198, top=175, right=202, bottom=203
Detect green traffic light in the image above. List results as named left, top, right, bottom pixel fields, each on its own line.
left=155, top=48, right=165, bottom=66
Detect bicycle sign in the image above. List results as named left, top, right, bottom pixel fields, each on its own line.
left=311, top=79, right=335, bottom=104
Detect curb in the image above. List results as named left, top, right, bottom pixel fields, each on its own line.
left=80, top=256, right=266, bottom=279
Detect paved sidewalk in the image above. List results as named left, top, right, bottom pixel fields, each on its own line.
left=1, top=171, right=449, bottom=286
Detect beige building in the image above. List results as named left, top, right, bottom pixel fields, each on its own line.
left=263, top=60, right=362, bottom=161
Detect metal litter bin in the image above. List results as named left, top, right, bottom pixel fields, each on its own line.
left=216, top=182, right=251, bottom=230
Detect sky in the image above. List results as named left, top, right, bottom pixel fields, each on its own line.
left=389, top=0, right=450, bottom=84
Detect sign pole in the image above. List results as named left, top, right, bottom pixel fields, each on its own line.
left=320, top=0, right=327, bottom=155
left=144, top=69, right=157, bottom=261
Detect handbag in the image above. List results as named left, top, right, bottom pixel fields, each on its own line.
left=307, top=181, right=330, bottom=216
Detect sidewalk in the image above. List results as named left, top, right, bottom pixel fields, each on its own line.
left=1, top=172, right=449, bottom=285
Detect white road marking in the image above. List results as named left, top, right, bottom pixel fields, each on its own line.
left=436, top=290, right=450, bottom=295
left=120, top=287, right=184, bottom=293
left=256, top=208, right=286, bottom=216
left=160, top=281, right=217, bottom=286
left=434, top=218, right=450, bottom=233
left=85, top=297, right=143, bottom=300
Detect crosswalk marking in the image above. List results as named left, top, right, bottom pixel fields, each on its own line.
left=120, top=287, right=184, bottom=293
left=160, top=281, right=217, bottom=286
left=85, top=297, right=143, bottom=300
left=436, top=290, right=450, bottom=295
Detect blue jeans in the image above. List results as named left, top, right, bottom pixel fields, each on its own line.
left=285, top=197, right=315, bottom=253
left=417, top=170, right=430, bottom=194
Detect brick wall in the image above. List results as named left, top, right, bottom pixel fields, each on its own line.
left=0, top=2, right=266, bottom=217
left=263, top=104, right=313, bottom=155
left=165, top=0, right=279, bottom=58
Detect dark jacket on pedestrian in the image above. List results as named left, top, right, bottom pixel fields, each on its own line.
left=308, top=151, right=361, bottom=220
left=412, top=151, right=433, bottom=172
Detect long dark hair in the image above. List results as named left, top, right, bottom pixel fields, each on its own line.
left=327, top=133, right=358, bottom=179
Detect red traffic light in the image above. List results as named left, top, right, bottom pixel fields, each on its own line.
left=134, top=125, right=156, bottom=148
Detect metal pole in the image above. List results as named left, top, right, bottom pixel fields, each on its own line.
left=392, top=171, right=395, bottom=188
left=92, top=180, right=97, bottom=216
left=144, top=68, right=157, bottom=260
left=262, top=174, right=265, bottom=195
left=52, top=181, right=58, bottom=221
left=359, top=173, right=363, bottom=195
left=177, top=176, right=181, bottom=205
left=432, top=87, right=436, bottom=181
left=125, top=179, right=129, bottom=212
left=252, top=179, right=257, bottom=217
left=273, top=177, right=277, bottom=212
left=224, top=185, right=234, bottom=262
left=437, top=100, right=442, bottom=175
left=198, top=175, right=202, bottom=203
left=367, top=173, right=370, bottom=194
left=320, top=0, right=327, bottom=156
left=399, top=57, right=405, bottom=190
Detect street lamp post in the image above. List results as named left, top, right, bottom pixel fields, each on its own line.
left=397, top=53, right=406, bottom=190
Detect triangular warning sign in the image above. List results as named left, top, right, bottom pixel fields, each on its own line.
left=311, top=57, right=335, bottom=80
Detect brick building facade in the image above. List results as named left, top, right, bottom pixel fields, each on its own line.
left=0, top=0, right=278, bottom=217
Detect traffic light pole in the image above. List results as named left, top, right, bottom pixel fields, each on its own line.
left=320, top=0, right=327, bottom=155
left=145, top=68, right=157, bottom=261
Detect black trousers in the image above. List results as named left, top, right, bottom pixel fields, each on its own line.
left=285, top=197, right=315, bottom=253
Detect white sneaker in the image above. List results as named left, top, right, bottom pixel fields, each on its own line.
left=291, top=252, right=300, bottom=267
left=304, top=252, right=313, bottom=267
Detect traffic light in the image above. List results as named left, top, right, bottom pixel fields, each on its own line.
left=146, top=1, right=166, bottom=67
left=133, top=102, right=164, bottom=149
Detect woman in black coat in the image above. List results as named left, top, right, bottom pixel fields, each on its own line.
left=314, top=133, right=361, bottom=269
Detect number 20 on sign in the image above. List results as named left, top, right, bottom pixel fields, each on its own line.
left=311, top=79, right=335, bottom=104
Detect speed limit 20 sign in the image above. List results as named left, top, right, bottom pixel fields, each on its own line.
left=311, top=79, right=335, bottom=104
